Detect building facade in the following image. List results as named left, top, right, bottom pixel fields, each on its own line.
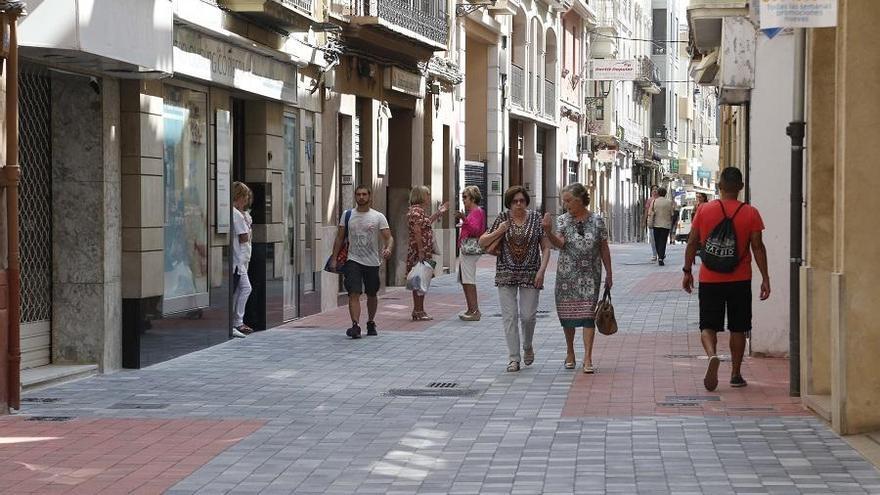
left=14, top=0, right=332, bottom=378
left=589, top=0, right=660, bottom=243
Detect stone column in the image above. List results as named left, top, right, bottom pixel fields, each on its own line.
left=801, top=28, right=836, bottom=417
left=120, top=80, right=165, bottom=369
left=486, top=43, right=505, bottom=219
left=829, top=0, right=880, bottom=435
left=50, top=73, right=122, bottom=371
left=243, top=101, right=285, bottom=330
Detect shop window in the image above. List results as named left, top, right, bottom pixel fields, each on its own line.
left=162, top=86, right=209, bottom=314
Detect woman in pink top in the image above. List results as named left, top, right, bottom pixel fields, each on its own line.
left=455, top=186, right=487, bottom=321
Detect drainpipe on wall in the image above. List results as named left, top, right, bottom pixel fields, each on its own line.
left=2, top=2, right=23, bottom=411
left=786, top=28, right=806, bottom=398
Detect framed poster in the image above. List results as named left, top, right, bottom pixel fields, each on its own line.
left=216, top=109, right=231, bottom=234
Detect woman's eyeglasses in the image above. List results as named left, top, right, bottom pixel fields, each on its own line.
left=576, top=221, right=585, bottom=236
left=511, top=198, right=527, bottom=205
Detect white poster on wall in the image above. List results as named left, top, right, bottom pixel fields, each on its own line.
left=216, top=109, right=232, bottom=234
left=760, top=0, right=837, bottom=29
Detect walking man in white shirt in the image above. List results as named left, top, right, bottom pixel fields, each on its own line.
left=329, top=185, right=394, bottom=339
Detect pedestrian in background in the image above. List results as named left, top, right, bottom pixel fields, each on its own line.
left=670, top=201, right=682, bottom=245
left=329, top=185, right=393, bottom=339
left=683, top=167, right=770, bottom=391
left=480, top=186, right=551, bottom=372
left=231, top=181, right=254, bottom=338
left=543, top=183, right=612, bottom=373
left=645, top=185, right=659, bottom=261
left=650, top=187, right=674, bottom=266
left=407, top=185, right=449, bottom=321
left=695, top=192, right=709, bottom=218
left=455, top=185, right=486, bottom=321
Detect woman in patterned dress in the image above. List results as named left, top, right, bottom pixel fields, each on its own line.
left=542, top=183, right=612, bottom=373
left=480, top=186, right=551, bottom=372
left=407, top=185, right=448, bottom=321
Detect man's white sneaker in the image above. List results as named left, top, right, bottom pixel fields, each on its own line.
left=232, top=328, right=247, bottom=338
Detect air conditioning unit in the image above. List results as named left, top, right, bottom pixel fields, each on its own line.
left=579, top=134, right=592, bottom=154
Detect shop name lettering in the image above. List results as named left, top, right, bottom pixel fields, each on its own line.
left=175, top=37, right=275, bottom=80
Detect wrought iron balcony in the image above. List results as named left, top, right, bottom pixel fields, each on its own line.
left=218, top=0, right=315, bottom=29
left=635, top=56, right=661, bottom=94
left=331, top=0, right=449, bottom=48
left=511, top=64, right=525, bottom=108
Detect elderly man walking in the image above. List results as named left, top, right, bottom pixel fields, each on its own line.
left=650, top=187, right=674, bottom=266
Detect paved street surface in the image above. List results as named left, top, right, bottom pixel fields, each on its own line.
left=4, top=244, right=880, bottom=494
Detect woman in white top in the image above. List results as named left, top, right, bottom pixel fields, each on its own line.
left=232, top=182, right=254, bottom=338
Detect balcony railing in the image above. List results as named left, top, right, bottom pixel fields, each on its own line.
left=331, top=0, right=449, bottom=46
left=511, top=64, right=525, bottom=108
left=544, top=79, right=555, bottom=118
left=284, top=0, right=313, bottom=16
left=635, top=56, right=661, bottom=91
left=596, top=0, right=618, bottom=29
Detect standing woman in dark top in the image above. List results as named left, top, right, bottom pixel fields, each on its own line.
left=479, top=186, right=551, bottom=372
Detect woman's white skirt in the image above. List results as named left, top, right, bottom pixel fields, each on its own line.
left=458, top=254, right=480, bottom=285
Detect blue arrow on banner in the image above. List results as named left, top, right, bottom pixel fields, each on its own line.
left=762, top=27, right=783, bottom=39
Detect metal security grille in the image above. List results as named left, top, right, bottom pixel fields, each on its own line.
left=19, top=64, right=52, bottom=324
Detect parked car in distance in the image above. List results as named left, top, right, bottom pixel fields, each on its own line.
left=676, top=206, right=694, bottom=242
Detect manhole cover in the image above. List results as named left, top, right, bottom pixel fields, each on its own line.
left=427, top=382, right=457, bottom=388
left=26, top=416, right=74, bottom=422
left=108, top=403, right=169, bottom=410
left=21, top=398, right=61, bottom=403
left=387, top=388, right=478, bottom=397
left=666, top=395, right=720, bottom=402
left=656, top=401, right=701, bottom=407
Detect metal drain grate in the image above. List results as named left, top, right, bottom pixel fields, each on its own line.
left=664, top=354, right=700, bottom=359
left=387, top=388, right=478, bottom=398
left=292, top=325, right=317, bottom=329
left=725, top=406, right=775, bottom=412
left=21, top=398, right=61, bottom=403
left=27, top=416, right=74, bottom=422
left=656, top=401, right=701, bottom=407
left=427, top=382, right=457, bottom=388
left=108, top=402, right=169, bottom=410
left=666, top=395, right=720, bottom=402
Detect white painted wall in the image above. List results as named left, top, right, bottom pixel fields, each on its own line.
left=748, top=32, right=795, bottom=356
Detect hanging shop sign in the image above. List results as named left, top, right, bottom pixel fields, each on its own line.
left=173, top=27, right=298, bottom=104
left=759, top=0, right=837, bottom=29
left=384, top=67, right=425, bottom=98
left=587, top=59, right=639, bottom=81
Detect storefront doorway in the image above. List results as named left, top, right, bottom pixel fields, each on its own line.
left=19, top=63, right=53, bottom=369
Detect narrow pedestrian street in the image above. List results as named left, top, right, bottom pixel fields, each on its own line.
left=2, top=244, right=879, bottom=494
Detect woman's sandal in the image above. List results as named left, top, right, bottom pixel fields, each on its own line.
left=507, top=361, right=520, bottom=372
left=411, top=311, right=433, bottom=321
left=564, top=355, right=576, bottom=370
left=583, top=363, right=596, bottom=374
left=523, top=349, right=535, bottom=366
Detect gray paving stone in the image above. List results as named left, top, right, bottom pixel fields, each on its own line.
left=16, top=245, right=880, bottom=494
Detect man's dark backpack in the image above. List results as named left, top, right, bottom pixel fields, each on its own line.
left=702, top=201, right=747, bottom=273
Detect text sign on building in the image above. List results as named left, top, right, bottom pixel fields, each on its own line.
left=759, top=0, right=837, bottom=29
left=384, top=67, right=425, bottom=98
left=587, top=59, right=639, bottom=81
left=697, top=168, right=712, bottom=180
left=173, top=27, right=298, bottom=104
